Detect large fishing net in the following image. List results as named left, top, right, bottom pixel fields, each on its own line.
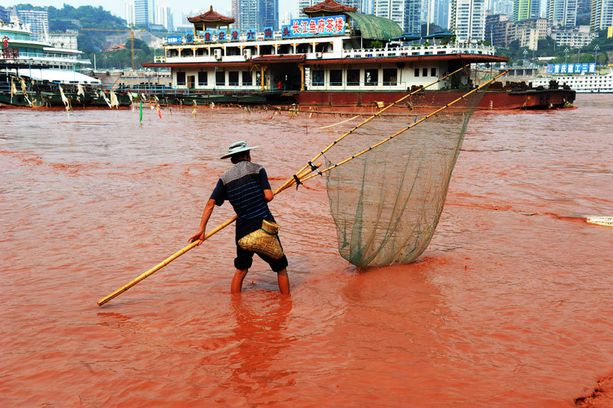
left=323, top=86, right=487, bottom=268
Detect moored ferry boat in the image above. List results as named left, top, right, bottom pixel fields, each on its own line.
left=144, top=0, right=575, bottom=110
left=1, top=21, right=130, bottom=108
left=532, top=69, right=613, bottom=94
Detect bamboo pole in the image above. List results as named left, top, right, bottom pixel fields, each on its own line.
left=97, top=165, right=317, bottom=306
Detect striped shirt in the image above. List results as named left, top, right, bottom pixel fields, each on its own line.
left=210, top=161, right=272, bottom=223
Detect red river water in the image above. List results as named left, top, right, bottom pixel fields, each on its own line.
left=1, top=95, right=612, bottom=407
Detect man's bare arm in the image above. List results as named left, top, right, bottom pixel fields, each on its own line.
left=188, top=198, right=216, bottom=244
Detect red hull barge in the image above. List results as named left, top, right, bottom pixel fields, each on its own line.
left=297, top=88, right=576, bottom=110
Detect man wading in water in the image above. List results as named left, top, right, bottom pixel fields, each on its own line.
left=189, top=141, right=290, bottom=295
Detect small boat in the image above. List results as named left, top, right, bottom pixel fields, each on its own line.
left=586, top=216, right=613, bottom=227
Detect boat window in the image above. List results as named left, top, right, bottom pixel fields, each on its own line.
left=330, top=70, right=343, bottom=86
left=365, top=69, right=378, bottom=86
left=242, top=71, right=253, bottom=86
left=216, top=71, right=225, bottom=86
left=278, top=44, right=292, bottom=54
left=422, top=67, right=428, bottom=77
left=256, top=71, right=262, bottom=86
left=260, top=45, right=274, bottom=55
left=198, top=71, right=208, bottom=86
left=383, top=69, right=397, bottom=86
left=296, top=43, right=311, bottom=53
left=176, top=71, right=186, bottom=86
left=431, top=67, right=437, bottom=77
left=347, top=69, right=360, bottom=86
left=229, top=71, right=239, bottom=86
left=312, top=70, right=324, bottom=86
left=414, top=68, right=419, bottom=77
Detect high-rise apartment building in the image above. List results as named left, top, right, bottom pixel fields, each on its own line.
left=513, top=0, right=540, bottom=21
left=233, top=0, right=279, bottom=31
left=449, top=0, right=486, bottom=41
left=361, top=0, right=375, bottom=14
left=434, top=0, right=450, bottom=28
left=16, top=9, right=49, bottom=41
left=547, top=0, right=578, bottom=27
left=134, top=0, right=155, bottom=28
left=492, top=0, right=514, bottom=16
left=233, top=0, right=257, bottom=31
left=485, top=14, right=512, bottom=46
left=260, top=0, right=279, bottom=30
left=590, top=0, right=613, bottom=31
left=156, top=3, right=174, bottom=31
left=125, top=0, right=136, bottom=26
left=373, top=0, right=421, bottom=35
left=0, top=6, right=11, bottom=24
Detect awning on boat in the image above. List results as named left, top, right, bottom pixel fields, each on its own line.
left=16, top=68, right=101, bottom=85
left=252, top=55, right=306, bottom=64
left=346, top=12, right=403, bottom=41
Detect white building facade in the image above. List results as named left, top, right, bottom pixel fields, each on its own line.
left=48, top=30, right=78, bottom=50
left=156, top=3, right=174, bottom=31
left=590, top=0, right=613, bottom=31
left=552, top=25, right=597, bottom=46
left=449, top=0, right=486, bottom=41
left=373, top=0, right=421, bottom=35
left=16, top=9, right=48, bottom=42
left=547, top=0, right=578, bottom=27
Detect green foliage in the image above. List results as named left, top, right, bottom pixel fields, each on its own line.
left=537, top=37, right=556, bottom=54
left=130, top=38, right=150, bottom=51
left=15, top=3, right=128, bottom=53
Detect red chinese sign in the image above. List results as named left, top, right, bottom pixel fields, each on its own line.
left=284, top=15, right=346, bottom=38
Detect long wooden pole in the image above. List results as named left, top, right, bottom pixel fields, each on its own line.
left=97, top=165, right=315, bottom=306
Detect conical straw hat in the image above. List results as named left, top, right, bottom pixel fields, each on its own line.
left=238, top=220, right=284, bottom=259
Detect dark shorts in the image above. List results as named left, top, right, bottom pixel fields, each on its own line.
left=235, top=217, right=288, bottom=273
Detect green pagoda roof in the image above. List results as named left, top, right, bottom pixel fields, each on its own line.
left=346, top=12, right=403, bottom=40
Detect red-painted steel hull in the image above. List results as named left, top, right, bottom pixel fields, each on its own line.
left=297, top=89, right=576, bottom=110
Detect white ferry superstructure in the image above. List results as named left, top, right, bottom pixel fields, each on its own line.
left=533, top=69, right=613, bottom=93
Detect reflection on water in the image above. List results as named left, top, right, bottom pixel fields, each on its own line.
left=224, top=296, right=295, bottom=404
left=1, top=95, right=612, bottom=406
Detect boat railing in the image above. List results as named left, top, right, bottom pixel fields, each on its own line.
left=6, top=51, right=86, bottom=64
left=342, top=44, right=496, bottom=59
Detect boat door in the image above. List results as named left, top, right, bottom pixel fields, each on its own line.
left=187, top=75, right=196, bottom=89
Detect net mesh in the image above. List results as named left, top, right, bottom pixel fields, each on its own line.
left=324, top=89, right=486, bottom=268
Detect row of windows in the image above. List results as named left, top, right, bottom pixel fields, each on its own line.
left=310, top=67, right=438, bottom=86
left=176, top=71, right=262, bottom=87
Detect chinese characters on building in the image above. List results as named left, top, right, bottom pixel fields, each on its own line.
left=284, top=16, right=346, bottom=38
